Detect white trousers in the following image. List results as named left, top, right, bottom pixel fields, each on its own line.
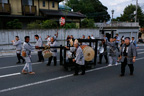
left=23, top=56, right=32, bottom=72
left=23, top=62, right=32, bottom=72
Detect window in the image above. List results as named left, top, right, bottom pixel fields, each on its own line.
left=0, top=0, right=8, bottom=3
left=52, top=1, right=55, bottom=8
left=43, top=1, right=45, bottom=7
left=22, top=0, right=33, bottom=6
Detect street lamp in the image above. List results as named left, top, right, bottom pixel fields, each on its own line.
left=111, top=9, right=114, bottom=26
left=111, top=10, right=114, bottom=21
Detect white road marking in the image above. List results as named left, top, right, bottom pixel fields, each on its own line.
left=0, top=56, right=144, bottom=93
left=137, top=52, right=144, bottom=54
left=137, top=49, right=144, bottom=51
left=0, top=60, right=60, bottom=70
left=0, top=73, right=21, bottom=78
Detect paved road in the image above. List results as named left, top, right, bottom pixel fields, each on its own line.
left=0, top=46, right=144, bottom=96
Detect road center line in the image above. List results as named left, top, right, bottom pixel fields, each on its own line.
left=0, top=56, right=144, bottom=93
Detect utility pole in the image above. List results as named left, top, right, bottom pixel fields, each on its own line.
left=135, top=0, right=138, bottom=23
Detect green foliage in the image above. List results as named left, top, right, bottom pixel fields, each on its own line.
left=6, top=19, right=22, bottom=29
left=81, top=18, right=95, bottom=28
left=62, top=23, right=77, bottom=29
left=66, top=0, right=110, bottom=22
left=27, top=20, right=42, bottom=29
left=114, top=4, right=144, bottom=27
left=27, top=20, right=58, bottom=29
left=41, top=20, right=58, bottom=29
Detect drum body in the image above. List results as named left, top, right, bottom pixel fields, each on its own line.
left=43, top=50, right=52, bottom=58
left=80, top=45, right=95, bottom=61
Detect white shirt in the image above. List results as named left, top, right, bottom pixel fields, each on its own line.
left=12, top=40, right=22, bottom=51
left=75, top=46, right=85, bottom=65
left=35, top=38, right=43, bottom=51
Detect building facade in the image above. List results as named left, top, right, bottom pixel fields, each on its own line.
left=95, top=22, right=140, bottom=41
left=0, top=0, right=86, bottom=28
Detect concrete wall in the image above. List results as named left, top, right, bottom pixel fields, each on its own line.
left=0, top=29, right=100, bottom=50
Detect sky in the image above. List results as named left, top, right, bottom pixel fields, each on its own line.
left=99, top=0, right=144, bottom=18
left=60, top=0, right=144, bottom=18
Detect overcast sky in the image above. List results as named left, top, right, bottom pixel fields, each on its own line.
left=99, top=0, right=144, bottom=18
left=60, top=0, right=144, bottom=18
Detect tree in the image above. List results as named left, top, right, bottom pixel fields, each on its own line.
left=66, top=0, right=110, bottom=22
left=41, top=20, right=58, bottom=29
left=62, top=23, right=77, bottom=29
left=6, top=19, right=22, bottom=29
left=27, top=20, right=42, bottom=29
left=81, top=18, right=95, bottom=28
left=114, top=4, right=144, bottom=27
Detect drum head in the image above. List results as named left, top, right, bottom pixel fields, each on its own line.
left=82, top=46, right=95, bottom=61
left=43, top=50, right=52, bottom=58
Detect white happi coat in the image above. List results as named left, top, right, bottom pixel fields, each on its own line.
left=75, top=46, right=85, bottom=65
left=12, top=40, right=23, bottom=54
left=35, top=38, right=43, bottom=51
left=46, top=37, right=51, bottom=45
left=22, top=42, right=35, bottom=63
left=49, top=41, right=57, bottom=57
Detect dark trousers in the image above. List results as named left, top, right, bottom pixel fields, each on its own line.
left=48, top=56, right=57, bottom=66
left=74, top=63, right=85, bottom=75
left=17, top=53, right=25, bottom=62
left=121, top=58, right=134, bottom=75
left=38, top=51, right=44, bottom=61
left=99, top=53, right=108, bottom=63
left=116, top=43, right=119, bottom=52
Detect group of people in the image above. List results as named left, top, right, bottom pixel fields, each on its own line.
left=98, top=34, right=137, bottom=76
left=11, top=32, right=58, bottom=75
left=11, top=33, right=137, bottom=77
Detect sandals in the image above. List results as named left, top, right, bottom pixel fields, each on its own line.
left=22, top=70, right=35, bottom=75
left=22, top=70, right=28, bottom=74
left=29, top=72, right=35, bottom=75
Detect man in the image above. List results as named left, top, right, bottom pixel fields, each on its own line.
left=131, top=37, right=137, bottom=47
left=118, top=37, right=137, bottom=77
left=98, top=40, right=108, bottom=64
left=35, top=35, right=44, bottom=62
left=54, top=30, right=58, bottom=40
left=22, top=36, right=35, bottom=75
left=104, top=35, right=108, bottom=41
left=115, top=34, right=120, bottom=52
left=91, top=34, right=95, bottom=48
left=81, top=35, right=87, bottom=45
left=73, top=42, right=85, bottom=76
left=105, top=38, right=117, bottom=66
left=45, top=35, right=51, bottom=45
left=11, top=36, right=25, bottom=64
left=91, top=34, right=95, bottom=39
left=67, top=35, right=71, bottom=46
left=47, top=37, right=57, bottom=66
left=70, top=35, right=75, bottom=42
left=82, top=35, right=85, bottom=39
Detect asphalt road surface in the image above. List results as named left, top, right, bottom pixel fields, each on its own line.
left=0, top=46, right=144, bottom=96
